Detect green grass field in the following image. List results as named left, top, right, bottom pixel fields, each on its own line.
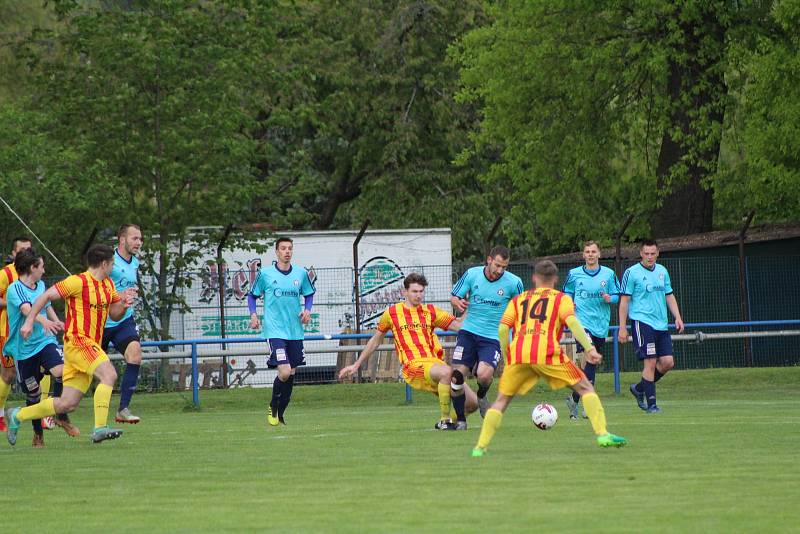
left=4, top=367, right=799, bottom=533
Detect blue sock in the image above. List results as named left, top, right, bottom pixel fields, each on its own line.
left=270, top=376, right=284, bottom=413
left=27, top=394, right=43, bottom=434
left=584, top=362, right=597, bottom=385
left=278, top=375, right=294, bottom=418
left=642, top=378, right=656, bottom=407
left=118, top=363, right=140, bottom=410
left=52, top=376, right=63, bottom=398
left=451, top=391, right=466, bottom=421
left=654, top=369, right=664, bottom=383
left=571, top=390, right=580, bottom=403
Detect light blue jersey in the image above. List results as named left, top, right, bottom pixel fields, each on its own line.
left=562, top=265, right=620, bottom=338
left=250, top=263, right=315, bottom=340
left=3, top=279, right=56, bottom=361
left=620, top=262, right=673, bottom=331
left=451, top=266, right=524, bottom=340
left=106, top=249, right=139, bottom=328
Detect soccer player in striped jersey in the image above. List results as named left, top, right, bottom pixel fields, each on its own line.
left=248, top=237, right=315, bottom=426
left=472, top=261, right=627, bottom=457
left=450, top=246, right=524, bottom=421
left=3, top=249, right=79, bottom=447
left=618, top=240, right=684, bottom=413
left=6, top=244, right=136, bottom=445
left=562, top=240, right=620, bottom=419
left=102, top=224, right=144, bottom=424
left=0, top=236, right=32, bottom=432
left=339, top=273, right=479, bottom=429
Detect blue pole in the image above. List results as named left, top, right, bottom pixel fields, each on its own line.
left=611, top=326, right=620, bottom=394
left=405, top=383, right=412, bottom=404
left=191, top=342, right=199, bottom=408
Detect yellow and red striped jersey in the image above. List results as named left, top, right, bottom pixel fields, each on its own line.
left=0, top=264, right=19, bottom=339
left=54, top=272, right=120, bottom=345
left=500, top=287, right=575, bottom=365
left=378, top=303, right=455, bottom=365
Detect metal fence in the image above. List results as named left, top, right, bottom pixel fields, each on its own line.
left=42, top=255, right=800, bottom=393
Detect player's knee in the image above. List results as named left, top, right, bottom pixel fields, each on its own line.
left=1, top=368, right=14, bottom=383
left=477, top=367, right=494, bottom=384
left=661, top=359, right=675, bottom=371
left=57, top=397, right=78, bottom=413
left=574, top=378, right=595, bottom=396
left=277, top=368, right=292, bottom=382
left=126, top=346, right=143, bottom=365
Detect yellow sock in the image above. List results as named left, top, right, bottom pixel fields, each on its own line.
left=94, top=383, right=113, bottom=429
left=18, top=398, right=56, bottom=422
left=0, top=378, right=11, bottom=412
left=476, top=408, right=503, bottom=450
left=40, top=375, right=51, bottom=401
left=437, top=382, right=451, bottom=420
left=582, top=392, right=608, bottom=435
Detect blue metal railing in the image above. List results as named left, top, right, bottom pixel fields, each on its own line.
left=141, top=320, right=799, bottom=407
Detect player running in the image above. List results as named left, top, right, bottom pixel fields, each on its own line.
left=3, top=249, right=80, bottom=446
left=339, top=273, right=478, bottom=429
left=562, top=240, right=620, bottom=419
left=102, top=224, right=144, bottom=424
left=248, top=237, right=315, bottom=426
left=472, top=260, right=627, bottom=457
left=6, top=244, right=136, bottom=445
left=450, top=246, right=524, bottom=419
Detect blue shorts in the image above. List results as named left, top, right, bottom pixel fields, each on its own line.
left=632, top=320, right=673, bottom=360
left=102, top=316, right=140, bottom=355
left=267, top=339, right=306, bottom=369
left=16, top=344, right=63, bottom=394
left=576, top=331, right=606, bottom=354
left=452, top=330, right=502, bottom=371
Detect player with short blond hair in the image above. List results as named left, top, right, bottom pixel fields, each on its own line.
left=472, top=260, right=627, bottom=457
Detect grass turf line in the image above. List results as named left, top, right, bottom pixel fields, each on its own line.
left=2, top=367, right=798, bottom=533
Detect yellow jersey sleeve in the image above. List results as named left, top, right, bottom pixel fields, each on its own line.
left=557, top=293, right=576, bottom=322
left=431, top=305, right=455, bottom=330
left=54, top=274, right=83, bottom=299
left=500, top=297, right=518, bottom=327
left=377, top=307, right=393, bottom=333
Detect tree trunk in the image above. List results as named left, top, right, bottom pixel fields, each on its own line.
left=651, top=6, right=726, bottom=238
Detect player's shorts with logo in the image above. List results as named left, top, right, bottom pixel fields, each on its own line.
left=63, top=336, right=111, bottom=393
left=631, top=320, right=673, bottom=360
left=402, top=357, right=445, bottom=393
left=15, top=344, right=64, bottom=395
left=101, top=316, right=140, bottom=356
left=575, top=330, right=606, bottom=354
left=0, top=337, right=13, bottom=369
left=453, top=330, right=502, bottom=371
left=267, top=338, right=306, bottom=369
left=498, top=360, right=586, bottom=397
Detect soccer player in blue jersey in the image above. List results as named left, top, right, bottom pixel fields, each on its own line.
left=618, top=240, right=684, bottom=413
left=248, top=237, right=315, bottom=426
left=450, top=246, right=524, bottom=426
left=3, top=249, right=80, bottom=446
left=102, top=224, right=144, bottom=424
left=562, top=241, right=620, bottom=419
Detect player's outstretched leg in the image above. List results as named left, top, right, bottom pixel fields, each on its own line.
left=581, top=391, right=627, bottom=448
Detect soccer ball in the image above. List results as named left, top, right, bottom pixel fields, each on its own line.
left=531, top=403, right=558, bottom=430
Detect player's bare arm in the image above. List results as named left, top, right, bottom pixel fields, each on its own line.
left=666, top=294, right=685, bottom=332
left=617, top=295, right=630, bottom=343
left=450, top=294, right=468, bottom=314
left=108, top=287, right=137, bottom=322
left=20, top=285, right=61, bottom=339
left=338, top=329, right=387, bottom=380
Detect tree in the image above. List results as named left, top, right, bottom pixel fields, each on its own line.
left=13, top=0, right=278, bottom=340
left=454, top=0, right=777, bottom=251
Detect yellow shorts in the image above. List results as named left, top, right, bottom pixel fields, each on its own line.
left=498, top=360, right=586, bottom=397
left=0, top=337, right=14, bottom=369
left=402, top=358, right=445, bottom=393
left=62, top=337, right=110, bottom=393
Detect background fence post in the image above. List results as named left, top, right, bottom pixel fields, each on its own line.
left=192, top=342, right=200, bottom=407
left=738, top=210, right=756, bottom=366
